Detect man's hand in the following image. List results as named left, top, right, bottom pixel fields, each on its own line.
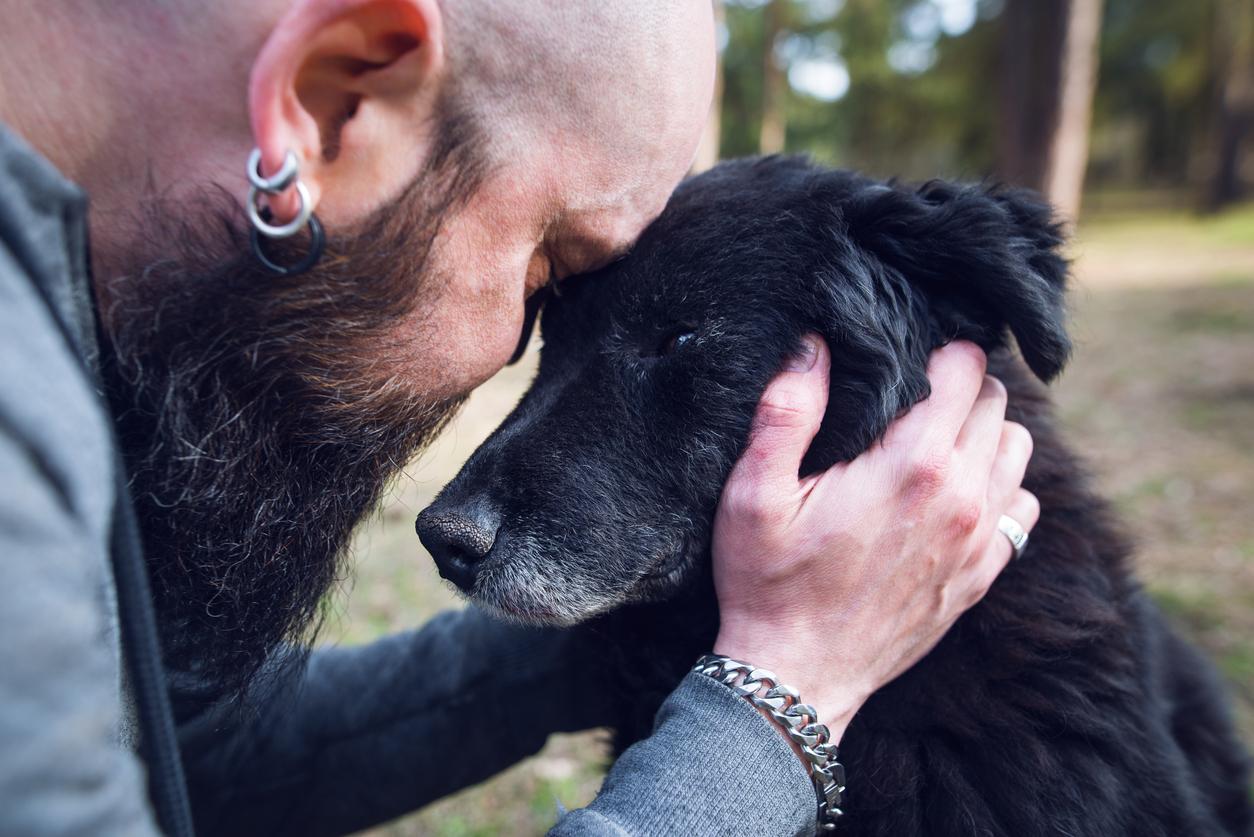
left=711, top=337, right=1038, bottom=742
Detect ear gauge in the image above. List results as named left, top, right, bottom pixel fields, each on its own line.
left=245, top=148, right=326, bottom=277
left=508, top=287, right=550, bottom=365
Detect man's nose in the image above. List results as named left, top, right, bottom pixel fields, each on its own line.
left=415, top=503, right=501, bottom=591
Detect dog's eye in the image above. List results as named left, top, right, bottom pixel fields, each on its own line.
left=659, top=330, right=696, bottom=356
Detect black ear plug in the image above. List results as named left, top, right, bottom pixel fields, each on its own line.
left=508, top=286, right=550, bottom=365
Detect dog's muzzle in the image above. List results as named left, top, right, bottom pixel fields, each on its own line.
left=416, top=504, right=501, bottom=590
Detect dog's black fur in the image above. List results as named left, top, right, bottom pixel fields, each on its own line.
left=418, top=157, right=1252, bottom=835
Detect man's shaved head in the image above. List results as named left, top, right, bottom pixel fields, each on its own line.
left=443, top=2, right=713, bottom=162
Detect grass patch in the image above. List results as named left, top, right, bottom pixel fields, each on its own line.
left=1221, top=643, right=1254, bottom=685
left=1209, top=271, right=1254, bottom=288
left=1181, top=401, right=1227, bottom=432
left=1170, top=306, right=1254, bottom=334
left=433, top=817, right=493, bottom=837
left=1148, top=585, right=1227, bottom=635
left=1080, top=200, right=1254, bottom=247
left=527, top=776, right=584, bottom=821
left=1202, top=206, right=1254, bottom=246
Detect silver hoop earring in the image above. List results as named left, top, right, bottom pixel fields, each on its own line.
left=245, top=147, right=326, bottom=276
left=247, top=148, right=298, bottom=194
left=247, top=180, right=314, bottom=239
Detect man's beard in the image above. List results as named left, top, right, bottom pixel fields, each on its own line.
left=99, top=157, right=479, bottom=696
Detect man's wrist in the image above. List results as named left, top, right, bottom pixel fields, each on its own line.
left=693, top=654, right=848, bottom=828
left=713, top=635, right=863, bottom=739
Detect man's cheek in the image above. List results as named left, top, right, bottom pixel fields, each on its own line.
left=384, top=294, right=523, bottom=400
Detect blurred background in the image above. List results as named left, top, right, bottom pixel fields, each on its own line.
left=340, top=1, right=1254, bottom=833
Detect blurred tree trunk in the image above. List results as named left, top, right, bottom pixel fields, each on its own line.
left=693, top=0, right=725, bottom=172
left=1205, top=0, right=1254, bottom=211
left=759, top=0, right=787, bottom=154
left=996, top=0, right=1066, bottom=192
left=1046, top=0, right=1103, bottom=220
left=996, top=0, right=1103, bottom=222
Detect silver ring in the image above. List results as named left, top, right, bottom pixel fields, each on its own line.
left=997, top=514, right=1029, bottom=560
left=247, top=180, right=314, bottom=239
left=247, top=148, right=299, bottom=194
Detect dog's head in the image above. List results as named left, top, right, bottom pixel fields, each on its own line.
left=416, top=156, right=1069, bottom=625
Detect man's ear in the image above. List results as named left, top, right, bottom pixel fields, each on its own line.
left=248, top=0, right=444, bottom=225
left=842, top=180, right=1072, bottom=382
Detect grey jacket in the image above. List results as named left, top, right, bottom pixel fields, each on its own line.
left=0, top=125, right=815, bottom=836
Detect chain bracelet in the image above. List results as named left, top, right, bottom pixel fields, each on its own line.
left=692, top=654, right=845, bottom=832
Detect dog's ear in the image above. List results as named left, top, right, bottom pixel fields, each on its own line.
left=842, top=180, right=1071, bottom=382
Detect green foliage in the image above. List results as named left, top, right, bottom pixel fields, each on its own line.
left=1091, top=0, right=1222, bottom=185
left=720, top=1, right=771, bottom=157
left=720, top=0, right=1015, bottom=176
left=715, top=0, right=1244, bottom=196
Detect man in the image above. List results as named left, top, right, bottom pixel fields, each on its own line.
left=0, top=0, right=1038, bottom=834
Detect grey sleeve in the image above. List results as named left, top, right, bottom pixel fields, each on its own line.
left=0, top=433, right=161, bottom=837
left=0, top=271, right=162, bottom=836
left=550, top=673, right=816, bottom=837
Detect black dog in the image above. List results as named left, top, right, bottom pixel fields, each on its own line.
left=417, top=157, right=1252, bottom=835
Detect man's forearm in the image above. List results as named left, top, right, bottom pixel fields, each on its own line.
left=177, top=607, right=612, bottom=836
left=177, top=609, right=817, bottom=837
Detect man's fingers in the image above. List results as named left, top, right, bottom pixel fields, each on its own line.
left=882, top=341, right=988, bottom=454
left=951, top=375, right=1010, bottom=493
left=969, top=488, right=1040, bottom=596
left=960, top=421, right=1033, bottom=584
left=956, top=376, right=1008, bottom=454
left=962, top=420, right=1032, bottom=586
left=724, top=335, right=830, bottom=505
left=986, top=421, right=1034, bottom=511
left=1004, top=486, right=1042, bottom=532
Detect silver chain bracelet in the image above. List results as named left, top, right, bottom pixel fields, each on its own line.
left=692, top=654, right=845, bottom=832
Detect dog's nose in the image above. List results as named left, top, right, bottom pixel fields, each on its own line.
left=415, top=506, right=499, bottom=591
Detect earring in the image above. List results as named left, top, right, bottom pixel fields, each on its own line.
left=246, top=148, right=326, bottom=276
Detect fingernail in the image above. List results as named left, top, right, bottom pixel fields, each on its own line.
left=785, top=336, right=819, bottom=372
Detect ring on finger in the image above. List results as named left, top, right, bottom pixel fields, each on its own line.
left=997, top=514, right=1029, bottom=560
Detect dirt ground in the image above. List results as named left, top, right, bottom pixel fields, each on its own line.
left=334, top=204, right=1254, bottom=836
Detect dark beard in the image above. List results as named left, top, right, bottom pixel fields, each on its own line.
left=99, top=153, right=480, bottom=696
